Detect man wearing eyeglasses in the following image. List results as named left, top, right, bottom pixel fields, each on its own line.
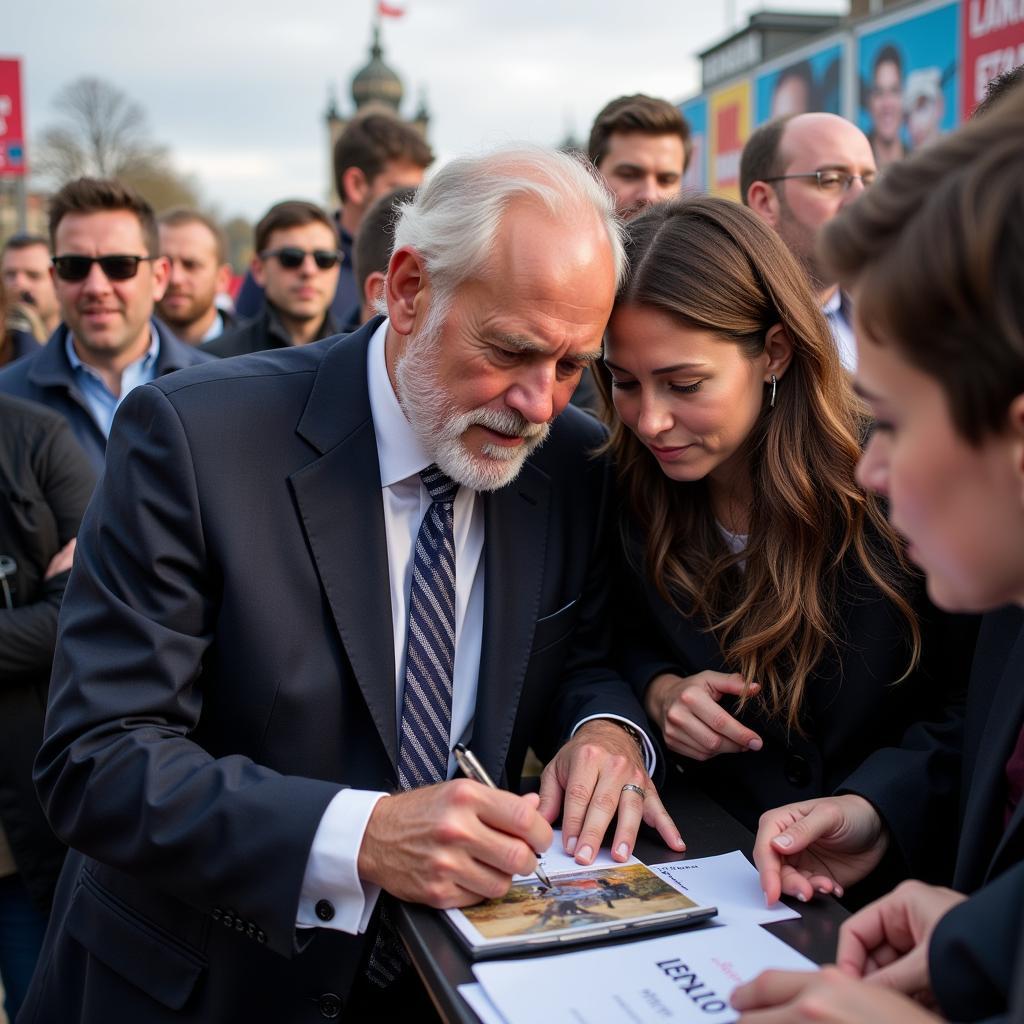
left=741, top=112, right=877, bottom=371
left=203, top=201, right=342, bottom=359
left=0, top=178, right=210, bottom=474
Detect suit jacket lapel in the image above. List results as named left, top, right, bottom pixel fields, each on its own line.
left=289, top=324, right=398, bottom=769
left=472, top=462, right=550, bottom=784
left=959, top=629, right=1024, bottom=886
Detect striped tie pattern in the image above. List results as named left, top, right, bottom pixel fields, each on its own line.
left=366, top=464, right=458, bottom=988
left=397, top=464, right=458, bottom=789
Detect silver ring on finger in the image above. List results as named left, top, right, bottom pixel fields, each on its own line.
left=621, top=783, right=646, bottom=800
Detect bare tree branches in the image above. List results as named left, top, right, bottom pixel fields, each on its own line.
left=35, top=76, right=200, bottom=211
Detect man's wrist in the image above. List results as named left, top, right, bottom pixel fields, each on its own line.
left=573, top=714, right=656, bottom=775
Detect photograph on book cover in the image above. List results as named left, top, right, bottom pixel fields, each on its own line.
left=454, top=863, right=701, bottom=943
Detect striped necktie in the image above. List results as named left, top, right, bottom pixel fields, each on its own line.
left=397, top=464, right=459, bottom=789
left=365, top=464, right=459, bottom=988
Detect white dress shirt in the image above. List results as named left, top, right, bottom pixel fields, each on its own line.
left=297, top=320, right=653, bottom=935
left=823, top=288, right=857, bottom=372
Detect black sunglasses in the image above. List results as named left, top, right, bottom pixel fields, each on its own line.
left=260, top=247, right=342, bottom=271
left=52, top=254, right=158, bottom=282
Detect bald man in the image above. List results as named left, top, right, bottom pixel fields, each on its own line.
left=740, top=113, right=877, bottom=370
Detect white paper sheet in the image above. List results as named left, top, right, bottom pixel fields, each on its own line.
left=459, top=982, right=508, bottom=1024
left=514, top=827, right=640, bottom=882
left=649, top=851, right=801, bottom=927
left=473, top=923, right=816, bottom=1023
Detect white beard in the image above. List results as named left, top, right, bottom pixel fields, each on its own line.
left=394, top=309, right=550, bottom=492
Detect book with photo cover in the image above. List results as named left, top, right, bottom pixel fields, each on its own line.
left=443, top=860, right=717, bottom=959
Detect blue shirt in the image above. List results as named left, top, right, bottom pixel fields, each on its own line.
left=64, top=329, right=160, bottom=439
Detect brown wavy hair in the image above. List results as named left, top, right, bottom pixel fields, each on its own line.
left=595, top=195, right=920, bottom=732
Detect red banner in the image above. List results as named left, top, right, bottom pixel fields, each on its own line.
left=0, top=58, right=25, bottom=177
left=962, top=0, right=1024, bottom=116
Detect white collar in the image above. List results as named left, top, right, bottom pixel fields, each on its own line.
left=366, top=318, right=433, bottom=488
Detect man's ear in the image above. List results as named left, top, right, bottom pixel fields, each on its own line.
left=746, top=181, right=780, bottom=228
left=764, top=323, right=794, bottom=380
left=215, top=263, right=233, bottom=297
left=342, top=166, right=369, bottom=209
left=385, top=246, right=429, bottom=336
left=361, top=270, right=387, bottom=323
left=250, top=254, right=267, bottom=289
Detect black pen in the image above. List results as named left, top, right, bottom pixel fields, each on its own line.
left=453, top=742, right=553, bottom=889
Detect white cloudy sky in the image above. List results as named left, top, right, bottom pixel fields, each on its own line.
left=10, top=0, right=844, bottom=220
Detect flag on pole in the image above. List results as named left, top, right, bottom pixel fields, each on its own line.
left=378, top=1, right=405, bottom=16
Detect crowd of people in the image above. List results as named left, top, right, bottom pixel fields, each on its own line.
left=0, top=64, right=1021, bottom=1023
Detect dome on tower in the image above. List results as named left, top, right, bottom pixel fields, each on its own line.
left=351, top=26, right=403, bottom=111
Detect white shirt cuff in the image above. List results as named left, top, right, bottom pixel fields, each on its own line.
left=297, top=789, right=389, bottom=934
left=572, top=713, right=657, bottom=776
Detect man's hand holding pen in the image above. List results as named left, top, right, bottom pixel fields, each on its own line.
left=357, top=781, right=553, bottom=909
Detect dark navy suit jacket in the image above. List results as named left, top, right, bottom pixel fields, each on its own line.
left=21, top=319, right=649, bottom=1022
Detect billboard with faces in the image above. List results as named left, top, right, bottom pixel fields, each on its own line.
left=856, top=0, right=959, bottom=169
left=755, top=42, right=845, bottom=125
left=679, top=96, right=708, bottom=192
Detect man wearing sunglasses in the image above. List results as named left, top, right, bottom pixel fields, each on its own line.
left=0, top=178, right=209, bottom=474
left=741, top=112, right=878, bottom=371
left=203, top=201, right=342, bottom=358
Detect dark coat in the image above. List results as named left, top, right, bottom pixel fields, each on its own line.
left=617, top=525, right=976, bottom=848
left=0, top=321, right=211, bottom=475
left=929, top=858, right=1024, bottom=1022
left=0, top=394, right=95, bottom=912
left=20, top=319, right=648, bottom=1023
left=846, top=604, right=1024, bottom=893
left=201, top=305, right=340, bottom=359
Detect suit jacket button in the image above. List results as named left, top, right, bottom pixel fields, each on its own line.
left=257, top=929, right=267, bottom=944
left=784, top=753, right=812, bottom=787
left=234, top=918, right=245, bottom=932
left=319, top=992, right=343, bottom=1018
left=211, top=907, right=222, bottom=922
left=315, top=899, right=335, bottom=922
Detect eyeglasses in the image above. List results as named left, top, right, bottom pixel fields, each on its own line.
left=762, top=170, right=877, bottom=192
left=52, top=254, right=158, bottom=282
left=260, top=247, right=342, bottom=271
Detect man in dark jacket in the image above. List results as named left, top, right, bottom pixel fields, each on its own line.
left=233, top=111, right=432, bottom=330
left=0, top=392, right=95, bottom=1019
left=203, top=201, right=342, bottom=359
left=0, top=178, right=209, bottom=475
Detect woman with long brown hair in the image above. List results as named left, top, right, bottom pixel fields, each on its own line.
left=597, top=195, right=973, bottom=867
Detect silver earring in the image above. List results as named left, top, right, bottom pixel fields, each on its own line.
left=769, top=374, right=777, bottom=409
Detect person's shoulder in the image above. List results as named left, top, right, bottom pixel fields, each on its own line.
left=200, top=315, right=263, bottom=358
left=0, top=344, right=43, bottom=393
left=525, top=404, right=610, bottom=487
left=151, top=341, right=328, bottom=399
left=0, top=389, right=69, bottom=431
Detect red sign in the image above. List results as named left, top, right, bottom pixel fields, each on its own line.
left=0, top=58, right=26, bottom=177
left=962, top=0, right=1024, bottom=116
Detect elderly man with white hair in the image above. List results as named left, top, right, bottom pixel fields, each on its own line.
left=21, top=146, right=684, bottom=1022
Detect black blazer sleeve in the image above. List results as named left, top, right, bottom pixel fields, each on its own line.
left=0, top=409, right=95, bottom=679
left=34, top=383, right=341, bottom=959
left=929, top=861, right=1024, bottom=1022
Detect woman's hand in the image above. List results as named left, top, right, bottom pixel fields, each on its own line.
left=644, top=670, right=762, bottom=760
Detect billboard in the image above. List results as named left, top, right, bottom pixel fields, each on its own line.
left=708, top=80, right=751, bottom=200
left=0, top=58, right=25, bottom=177
left=857, top=1, right=959, bottom=168
left=962, top=0, right=1024, bottom=116
left=755, top=43, right=844, bottom=124
left=679, top=97, right=707, bottom=192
